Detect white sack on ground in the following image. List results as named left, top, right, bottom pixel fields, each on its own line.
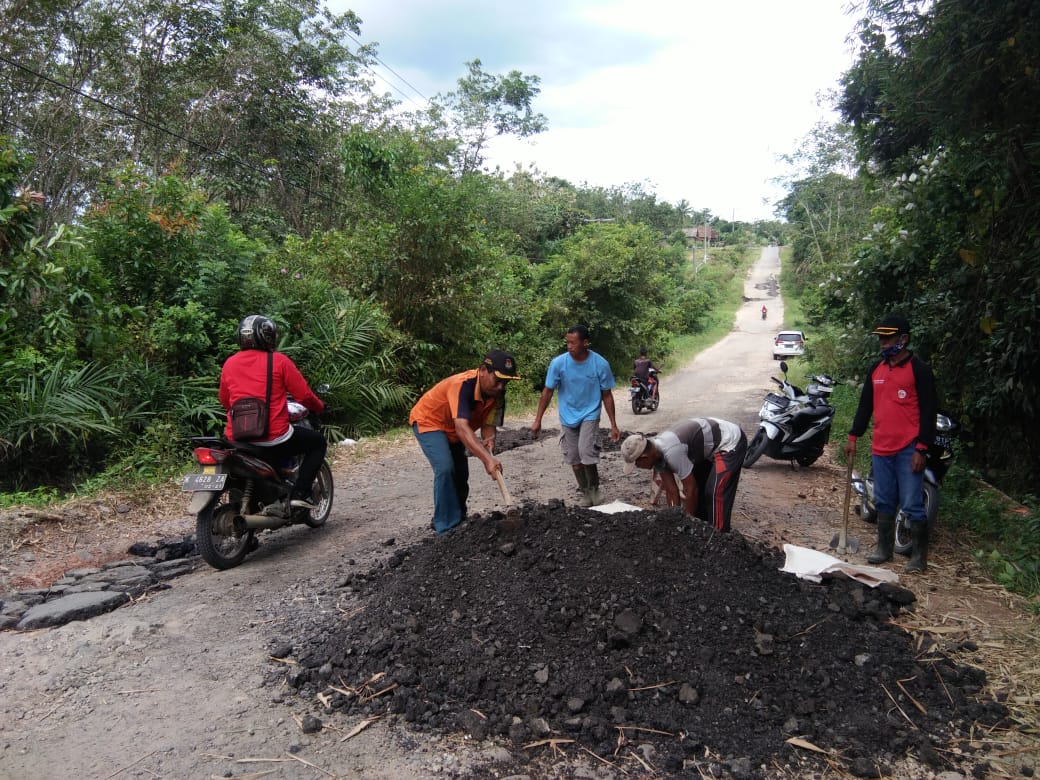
left=780, top=544, right=900, bottom=587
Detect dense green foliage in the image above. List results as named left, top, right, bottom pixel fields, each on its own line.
left=776, top=0, right=1040, bottom=597
left=0, top=0, right=779, bottom=495
left=781, top=0, right=1040, bottom=492
left=0, top=133, right=755, bottom=493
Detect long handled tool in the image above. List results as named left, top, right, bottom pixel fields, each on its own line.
left=493, top=469, right=523, bottom=531
left=829, top=457, right=860, bottom=554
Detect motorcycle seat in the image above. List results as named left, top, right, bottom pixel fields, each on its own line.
left=796, top=403, right=832, bottom=419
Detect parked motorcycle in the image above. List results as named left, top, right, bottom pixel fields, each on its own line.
left=629, top=368, right=660, bottom=414
left=851, top=412, right=959, bottom=555
left=182, top=393, right=334, bottom=570
left=743, top=362, right=836, bottom=468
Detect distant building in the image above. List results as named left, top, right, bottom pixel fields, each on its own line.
left=682, top=226, right=720, bottom=243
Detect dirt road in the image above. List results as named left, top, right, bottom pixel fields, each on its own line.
left=0, top=247, right=1034, bottom=780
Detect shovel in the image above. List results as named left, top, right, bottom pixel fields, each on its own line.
left=493, top=469, right=523, bottom=531
left=829, top=457, right=860, bottom=555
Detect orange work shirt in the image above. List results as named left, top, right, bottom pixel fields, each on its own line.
left=408, top=369, right=504, bottom=442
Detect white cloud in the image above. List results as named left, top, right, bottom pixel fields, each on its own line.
left=332, top=0, right=861, bottom=221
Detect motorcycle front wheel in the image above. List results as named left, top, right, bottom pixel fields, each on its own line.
left=303, top=462, right=334, bottom=528
left=197, top=500, right=254, bottom=570
left=894, top=482, right=938, bottom=555
left=743, top=429, right=769, bottom=468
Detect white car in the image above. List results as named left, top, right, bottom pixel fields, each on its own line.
left=773, top=330, right=806, bottom=360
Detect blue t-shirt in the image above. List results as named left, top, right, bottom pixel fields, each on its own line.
left=544, top=350, right=615, bottom=427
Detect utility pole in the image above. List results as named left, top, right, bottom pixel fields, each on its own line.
left=702, top=209, right=709, bottom=265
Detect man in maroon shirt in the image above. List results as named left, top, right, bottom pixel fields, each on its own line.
left=844, top=315, right=937, bottom=572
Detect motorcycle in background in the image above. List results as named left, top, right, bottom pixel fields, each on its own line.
left=743, top=362, right=836, bottom=468
left=629, top=367, right=660, bottom=414
left=182, top=390, right=334, bottom=570
left=851, top=412, right=960, bottom=555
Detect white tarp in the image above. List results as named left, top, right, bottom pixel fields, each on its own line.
left=780, top=544, right=900, bottom=587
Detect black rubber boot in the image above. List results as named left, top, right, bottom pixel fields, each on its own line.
left=585, top=465, right=602, bottom=506
left=867, top=513, right=895, bottom=564
left=573, top=466, right=592, bottom=506
left=905, top=522, right=929, bottom=573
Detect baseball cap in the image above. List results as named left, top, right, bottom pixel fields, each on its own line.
left=870, top=315, right=911, bottom=337
left=621, top=433, right=650, bottom=474
left=483, top=349, right=520, bottom=380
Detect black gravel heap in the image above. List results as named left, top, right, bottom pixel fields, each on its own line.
left=271, top=503, right=1008, bottom=779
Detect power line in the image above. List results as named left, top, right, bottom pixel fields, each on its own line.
left=341, top=29, right=432, bottom=110
left=0, top=52, right=348, bottom=208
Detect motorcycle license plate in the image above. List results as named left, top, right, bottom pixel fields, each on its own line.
left=181, top=472, right=227, bottom=492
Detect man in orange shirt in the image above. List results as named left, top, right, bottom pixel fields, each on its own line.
left=410, top=351, right=521, bottom=533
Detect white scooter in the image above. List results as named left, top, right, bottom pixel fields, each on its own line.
left=743, top=362, right=836, bottom=468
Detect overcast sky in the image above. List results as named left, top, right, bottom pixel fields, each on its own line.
left=330, top=1, right=863, bottom=222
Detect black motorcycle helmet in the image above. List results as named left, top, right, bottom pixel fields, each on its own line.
left=237, top=314, right=278, bottom=351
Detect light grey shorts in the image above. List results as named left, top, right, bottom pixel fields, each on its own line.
left=559, top=420, right=602, bottom=465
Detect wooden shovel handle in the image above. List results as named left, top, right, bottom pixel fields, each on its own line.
left=842, top=457, right=854, bottom=526
left=493, top=470, right=514, bottom=505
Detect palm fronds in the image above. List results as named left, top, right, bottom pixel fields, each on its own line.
left=0, top=359, right=120, bottom=453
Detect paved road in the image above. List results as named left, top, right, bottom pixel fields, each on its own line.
left=621, top=244, right=784, bottom=436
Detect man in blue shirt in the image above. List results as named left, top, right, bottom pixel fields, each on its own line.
left=532, top=325, right=620, bottom=506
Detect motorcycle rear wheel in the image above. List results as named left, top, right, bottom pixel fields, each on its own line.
left=303, top=462, right=334, bottom=528
left=631, top=397, right=642, bottom=415
left=894, top=482, right=938, bottom=555
left=197, top=501, right=254, bottom=570
left=743, top=429, right=769, bottom=468
left=795, top=453, right=819, bottom=467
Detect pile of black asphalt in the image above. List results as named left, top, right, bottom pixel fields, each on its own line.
left=267, top=497, right=1008, bottom=779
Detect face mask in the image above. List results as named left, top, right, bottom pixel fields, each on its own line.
left=881, top=341, right=905, bottom=359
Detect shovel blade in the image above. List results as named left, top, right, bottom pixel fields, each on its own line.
left=499, top=507, right=523, bottom=532
left=828, top=532, right=860, bottom=555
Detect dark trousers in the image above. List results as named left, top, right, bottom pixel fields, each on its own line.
left=692, top=432, right=747, bottom=532
left=261, top=426, right=327, bottom=498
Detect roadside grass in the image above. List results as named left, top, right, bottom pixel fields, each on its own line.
left=0, top=487, right=63, bottom=510
left=667, top=244, right=757, bottom=368
left=777, top=245, right=808, bottom=332
left=779, top=251, right=1040, bottom=607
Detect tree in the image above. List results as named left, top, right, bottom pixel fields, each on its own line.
left=534, top=222, right=686, bottom=368
left=423, top=59, right=547, bottom=174
left=334, top=127, right=541, bottom=384
left=835, top=0, right=1040, bottom=486
left=1, top=0, right=381, bottom=235
left=775, top=105, right=884, bottom=337
left=676, top=199, right=691, bottom=227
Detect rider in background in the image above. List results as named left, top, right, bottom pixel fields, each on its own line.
left=761, top=305, right=768, bottom=320
left=633, top=347, right=659, bottom=399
